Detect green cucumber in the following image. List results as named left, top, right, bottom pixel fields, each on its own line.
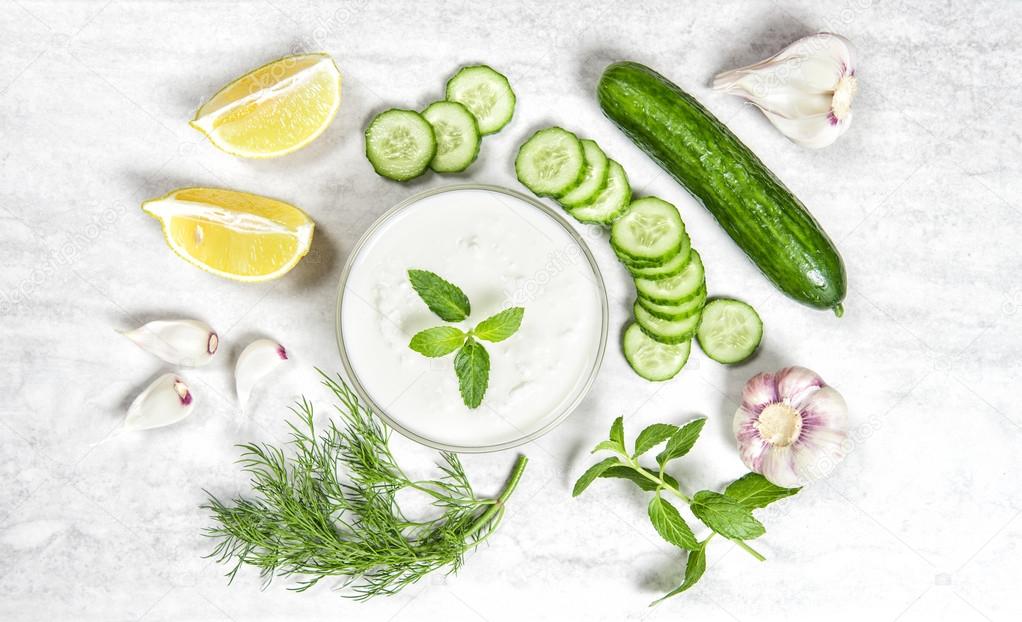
left=634, top=250, right=704, bottom=305
left=445, top=65, right=515, bottom=135
left=696, top=298, right=763, bottom=364
left=559, top=140, right=610, bottom=208
left=515, top=127, right=585, bottom=197
left=568, top=160, right=631, bottom=225
left=364, top=109, right=436, bottom=181
left=633, top=300, right=701, bottom=344
left=421, top=101, right=480, bottom=173
left=623, top=322, right=691, bottom=381
left=598, top=61, right=847, bottom=314
left=627, top=245, right=691, bottom=280
left=610, top=197, right=685, bottom=263
left=638, top=285, right=706, bottom=321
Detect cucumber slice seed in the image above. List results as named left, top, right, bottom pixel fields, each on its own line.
left=569, top=160, right=632, bottom=225
left=627, top=244, right=692, bottom=280
left=633, top=300, right=702, bottom=344
left=638, top=285, right=706, bottom=321
left=559, top=139, right=610, bottom=208
left=364, top=109, right=437, bottom=181
left=515, top=127, right=585, bottom=197
left=611, top=197, right=685, bottom=263
left=696, top=298, right=763, bottom=364
left=634, top=250, right=705, bottom=305
left=421, top=101, right=481, bottom=173
left=444, top=65, right=515, bottom=135
left=623, top=322, right=691, bottom=381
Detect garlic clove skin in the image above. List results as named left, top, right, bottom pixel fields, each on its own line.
left=733, top=366, right=848, bottom=487
left=119, top=319, right=218, bottom=367
left=713, top=33, right=857, bottom=149
left=125, top=373, right=195, bottom=431
left=235, top=339, right=289, bottom=410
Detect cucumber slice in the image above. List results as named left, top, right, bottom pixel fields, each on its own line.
left=515, top=127, right=585, bottom=197
left=421, top=101, right=481, bottom=173
left=627, top=244, right=692, bottom=280
left=611, top=197, right=685, bottom=263
left=639, top=285, right=706, bottom=321
left=696, top=298, right=763, bottom=364
left=568, top=160, right=631, bottom=224
left=634, top=300, right=701, bottom=344
left=634, top=250, right=705, bottom=305
left=620, top=228, right=690, bottom=269
left=445, top=65, right=515, bottom=135
left=559, top=140, right=609, bottom=208
left=623, top=322, right=691, bottom=381
left=364, top=109, right=436, bottom=181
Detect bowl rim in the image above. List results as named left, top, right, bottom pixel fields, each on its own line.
left=334, top=183, right=609, bottom=453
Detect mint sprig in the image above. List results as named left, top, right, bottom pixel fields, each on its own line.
left=406, top=269, right=524, bottom=409
left=573, top=415, right=800, bottom=604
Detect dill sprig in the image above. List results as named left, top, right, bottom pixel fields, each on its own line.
left=203, top=371, right=528, bottom=599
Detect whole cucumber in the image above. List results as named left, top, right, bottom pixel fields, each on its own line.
left=598, top=62, right=846, bottom=314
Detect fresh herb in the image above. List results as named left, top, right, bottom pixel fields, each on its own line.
left=408, top=269, right=471, bottom=321
left=203, top=372, right=528, bottom=599
left=407, top=268, right=524, bottom=409
left=573, top=415, right=800, bottom=604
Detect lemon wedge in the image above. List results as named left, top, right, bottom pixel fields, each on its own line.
left=142, top=188, right=315, bottom=282
left=190, top=53, right=342, bottom=158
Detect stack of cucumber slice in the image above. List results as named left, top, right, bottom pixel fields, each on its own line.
left=515, top=128, right=763, bottom=381
left=515, top=127, right=631, bottom=225
left=365, top=65, right=515, bottom=181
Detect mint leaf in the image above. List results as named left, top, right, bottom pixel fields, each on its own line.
left=633, top=423, right=679, bottom=457
left=454, top=338, right=489, bottom=408
left=656, top=417, right=706, bottom=467
left=690, top=490, right=765, bottom=540
left=724, top=473, right=800, bottom=510
left=651, top=542, right=707, bottom=605
left=609, top=416, right=624, bottom=447
left=473, top=307, right=524, bottom=342
left=598, top=466, right=680, bottom=492
left=409, top=326, right=466, bottom=357
left=573, top=457, right=620, bottom=497
left=408, top=269, right=471, bottom=322
left=590, top=439, right=623, bottom=454
left=648, top=495, right=698, bottom=550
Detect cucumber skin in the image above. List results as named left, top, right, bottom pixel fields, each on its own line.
left=598, top=62, right=846, bottom=312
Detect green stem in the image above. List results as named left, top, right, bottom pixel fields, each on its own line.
left=465, top=455, right=528, bottom=538
left=627, top=457, right=765, bottom=561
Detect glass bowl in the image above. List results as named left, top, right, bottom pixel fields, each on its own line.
left=335, top=183, right=608, bottom=453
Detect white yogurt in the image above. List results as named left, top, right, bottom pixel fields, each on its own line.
left=338, top=186, right=606, bottom=449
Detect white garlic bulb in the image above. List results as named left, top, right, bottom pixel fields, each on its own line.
left=713, top=33, right=858, bottom=148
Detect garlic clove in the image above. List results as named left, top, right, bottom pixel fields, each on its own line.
left=713, top=33, right=857, bottom=148
left=235, top=339, right=289, bottom=410
left=775, top=366, right=824, bottom=407
left=119, top=319, right=218, bottom=367
left=125, top=373, right=195, bottom=431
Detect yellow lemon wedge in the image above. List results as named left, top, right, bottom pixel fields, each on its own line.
left=190, top=53, right=342, bottom=158
left=142, top=187, right=315, bottom=282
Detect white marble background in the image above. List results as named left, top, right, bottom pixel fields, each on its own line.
left=2, top=1, right=1020, bottom=620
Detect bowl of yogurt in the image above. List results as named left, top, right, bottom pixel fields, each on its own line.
left=336, top=184, right=608, bottom=452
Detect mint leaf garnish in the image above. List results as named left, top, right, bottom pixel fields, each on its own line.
left=723, top=473, right=800, bottom=510
left=598, top=466, right=680, bottom=492
left=648, top=495, right=698, bottom=550
left=633, top=423, right=679, bottom=457
left=472, top=307, right=524, bottom=342
left=609, top=416, right=625, bottom=448
left=408, top=269, right=471, bottom=322
left=651, top=543, right=706, bottom=605
left=572, top=457, right=619, bottom=497
left=454, top=338, right=489, bottom=409
left=655, top=417, right=706, bottom=467
left=689, top=490, right=765, bottom=540
left=409, top=326, right=466, bottom=357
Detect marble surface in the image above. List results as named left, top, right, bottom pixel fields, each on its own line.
left=1, top=1, right=1020, bottom=620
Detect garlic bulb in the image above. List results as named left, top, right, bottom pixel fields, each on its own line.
left=733, top=366, right=848, bottom=487
left=125, top=373, right=195, bottom=431
left=235, top=339, right=289, bottom=410
left=119, top=319, right=218, bottom=366
left=713, top=33, right=858, bottom=148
